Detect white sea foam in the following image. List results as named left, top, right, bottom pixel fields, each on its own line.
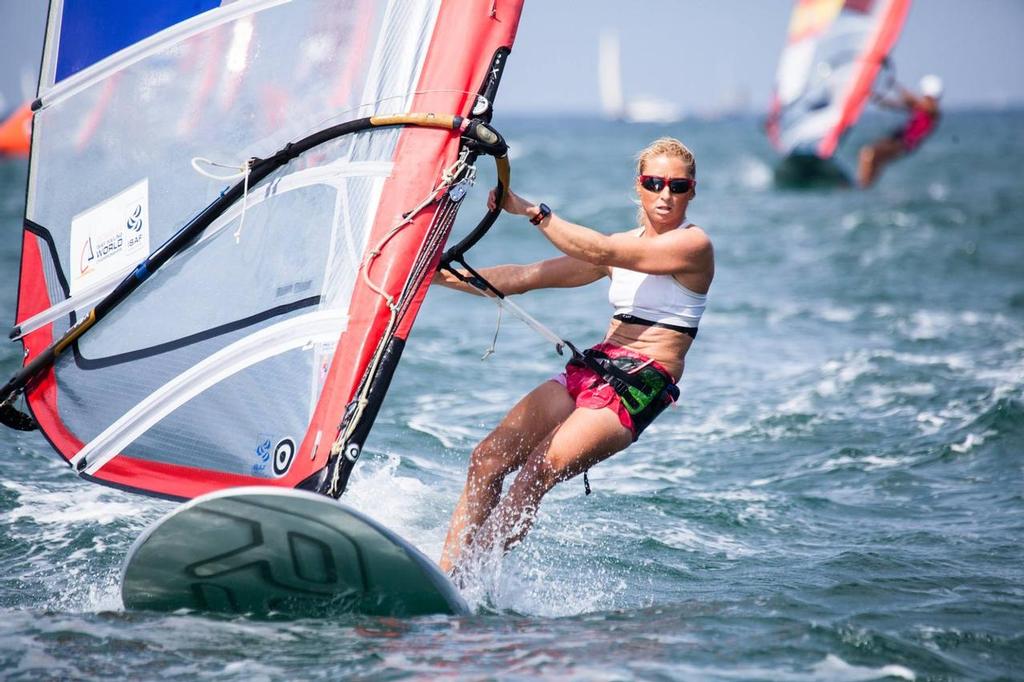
left=344, top=453, right=452, bottom=562
left=698, top=488, right=776, bottom=525
left=915, top=411, right=948, bottom=436
left=405, top=390, right=505, bottom=449
left=598, top=456, right=698, bottom=491
left=762, top=300, right=862, bottom=328
left=812, top=654, right=915, bottom=681
left=897, top=382, right=938, bottom=397
left=896, top=308, right=1010, bottom=342
left=949, top=430, right=996, bottom=454
left=652, top=523, right=755, bottom=559
left=344, top=433, right=645, bottom=617
left=631, top=653, right=915, bottom=681
left=685, top=402, right=753, bottom=443
left=0, top=480, right=160, bottom=613
left=819, top=305, right=857, bottom=323
left=819, top=453, right=906, bottom=473
left=446, top=512, right=633, bottom=617
left=1, top=480, right=158, bottom=529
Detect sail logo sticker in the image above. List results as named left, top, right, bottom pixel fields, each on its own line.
left=273, top=438, right=296, bottom=476
left=69, top=179, right=150, bottom=295
left=252, top=435, right=295, bottom=477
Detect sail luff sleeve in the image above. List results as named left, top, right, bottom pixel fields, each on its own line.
left=299, top=0, right=525, bottom=493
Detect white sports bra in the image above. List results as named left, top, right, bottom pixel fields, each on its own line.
left=607, top=222, right=707, bottom=332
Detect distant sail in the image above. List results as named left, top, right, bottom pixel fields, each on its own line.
left=767, top=0, right=911, bottom=158
left=15, top=0, right=523, bottom=499
left=0, top=103, right=31, bottom=157
left=597, top=29, right=680, bottom=124
left=598, top=31, right=625, bottom=120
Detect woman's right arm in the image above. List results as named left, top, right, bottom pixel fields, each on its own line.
left=433, top=256, right=606, bottom=295
left=872, top=86, right=914, bottom=111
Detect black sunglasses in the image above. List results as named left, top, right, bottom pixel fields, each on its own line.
left=638, top=175, right=696, bottom=194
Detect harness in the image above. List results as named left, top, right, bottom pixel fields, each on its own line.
left=571, top=347, right=680, bottom=495
left=572, top=348, right=679, bottom=414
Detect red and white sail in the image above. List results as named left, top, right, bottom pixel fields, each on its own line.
left=14, top=0, right=523, bottom=499
left=767, top=0, right=911, bottom=158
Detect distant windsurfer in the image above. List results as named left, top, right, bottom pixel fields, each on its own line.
left=857, top=74, right=943, bottom=188
left=433, top=138, right=713, bottom=575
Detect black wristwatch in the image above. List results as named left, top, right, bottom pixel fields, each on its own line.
left=529, top=203, right=551, bottom=225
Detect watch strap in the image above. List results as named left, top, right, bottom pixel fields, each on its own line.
left=529, top=202, right=551, bottom=225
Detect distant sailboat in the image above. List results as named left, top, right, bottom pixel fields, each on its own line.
left=598, top=30, right=681, bottom=124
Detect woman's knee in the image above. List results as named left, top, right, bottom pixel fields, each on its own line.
left=518, top=452, right=568, bottom=494
left=466, top=435, right=518, bottom=486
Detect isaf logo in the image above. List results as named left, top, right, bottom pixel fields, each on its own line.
left=126, top=203, right=144, bottom=231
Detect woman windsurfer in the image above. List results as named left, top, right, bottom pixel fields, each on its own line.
left=857, top=74, right=943, bottom=188
left=433, top=137, right=714, bottom=575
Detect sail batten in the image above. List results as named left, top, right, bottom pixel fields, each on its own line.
left=73, top=309, right=348, bottom=476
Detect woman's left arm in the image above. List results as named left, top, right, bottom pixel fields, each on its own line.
left=492, top=188, right=711, bottom=276
left=535, top=212, right=712, bottom=276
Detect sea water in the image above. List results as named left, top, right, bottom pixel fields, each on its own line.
left=0, top=110, right=1021, bottom=680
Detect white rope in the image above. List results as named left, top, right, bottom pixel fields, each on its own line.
left=190, top=156, right=255, bottom=244
left=359, top=149, right=472, bottom=311
left=481, top=303, right=502, bottom=360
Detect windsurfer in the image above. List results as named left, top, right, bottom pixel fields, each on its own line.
left=434, top=137, right=713, bottom=575
left=857, top=74, right=943, bottom=188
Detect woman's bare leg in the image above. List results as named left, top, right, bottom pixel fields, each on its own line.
left=440, top=380, right=575, bottom=572
left=857, top=144, right=877, bottom=187
left=859, top=138, right=904, bottom=188
left=472, top=404, right=634, bottom=557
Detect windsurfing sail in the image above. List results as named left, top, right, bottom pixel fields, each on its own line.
left=766, top=0, right=911, bottom=158
left=10, top=0, right=523, bottom=500
left=597, top=31, right=625, bottom=121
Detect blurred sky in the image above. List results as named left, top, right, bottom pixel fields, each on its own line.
left=498, top=0, right=1024, bottom=115
left=2, top=1, right=1022, bottom=115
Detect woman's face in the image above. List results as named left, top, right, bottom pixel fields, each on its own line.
left=636, top=154, right=693, bottom=229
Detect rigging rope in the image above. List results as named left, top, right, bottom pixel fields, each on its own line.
left=325, top=150, right=475, bottom=489
left=190, top=156, right=255, bottom=243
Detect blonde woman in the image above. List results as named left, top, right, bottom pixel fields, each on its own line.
left=434, top=138, right=714, bottom=574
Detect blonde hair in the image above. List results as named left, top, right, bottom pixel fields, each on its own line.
left=634, top=137, right=696, bottom=226
left=636, top=137, right=696, bottom=177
